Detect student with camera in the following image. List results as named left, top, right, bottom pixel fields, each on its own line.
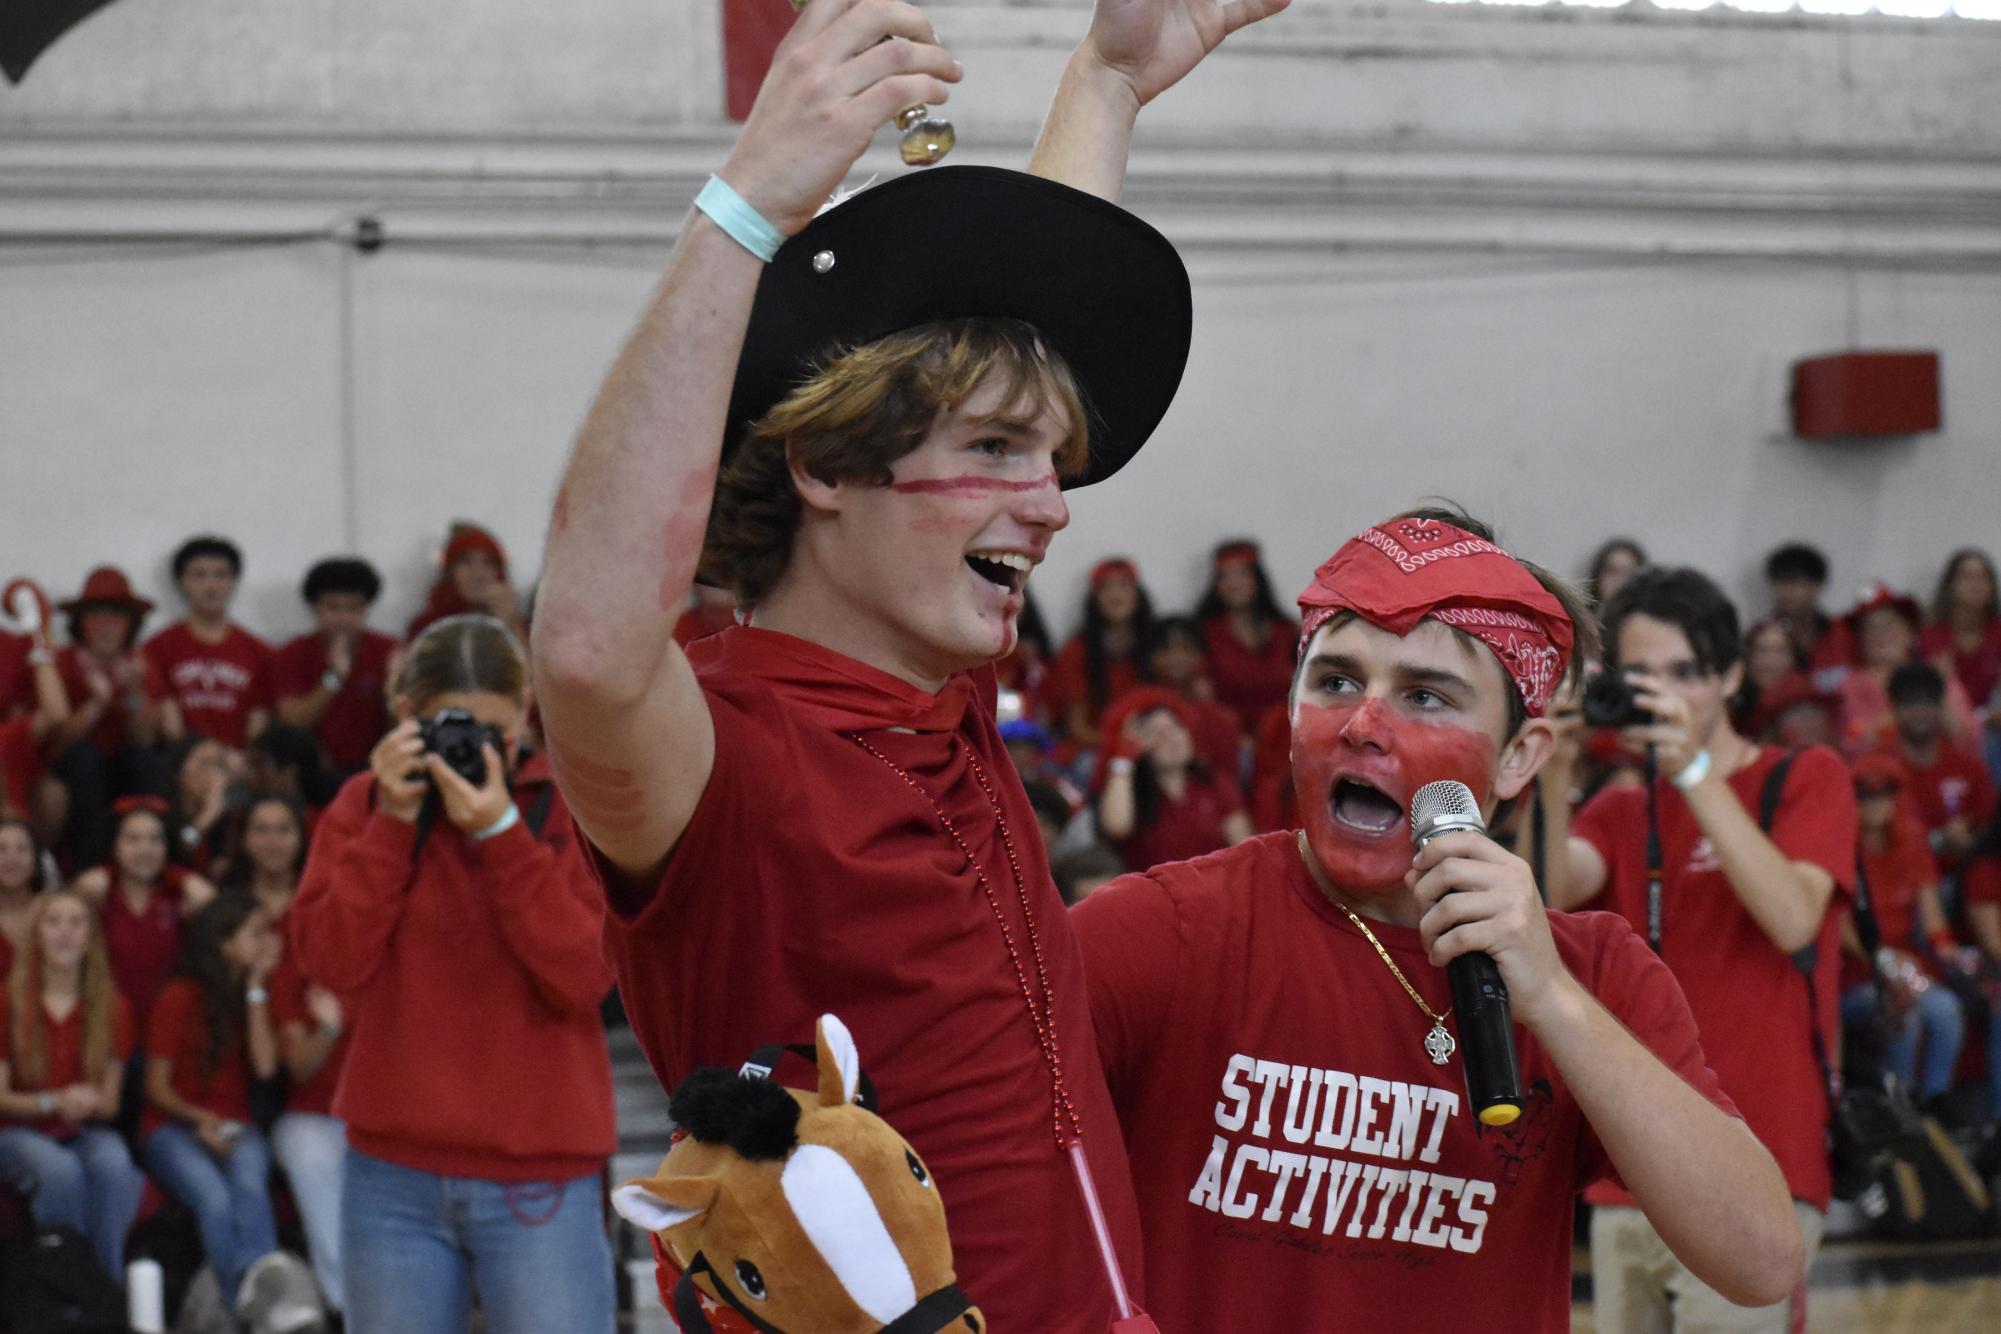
left=290, top=614, right=617, bottom=1334
left=1555, top=567, right=1858, bottom=1333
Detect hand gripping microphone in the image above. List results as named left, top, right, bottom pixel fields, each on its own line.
left=1410, top=780, right=1524, bottom=1128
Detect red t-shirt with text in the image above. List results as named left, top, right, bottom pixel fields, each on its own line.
left=0, top=989, right=135, bottom=1137
left=142, top=976, right=254, bottom=1136
left=271, top=631, right=397, bottom=773
left=1878, top=741, right=1996, bottom=857
left=144, top=622, right=273, bottom=749
left=1572, top=745, right=1856, bottom=1208
left=1071, top=833, right=1734, bottom=1333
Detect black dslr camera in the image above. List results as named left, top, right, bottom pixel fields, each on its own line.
left=1581, top=669, right=1655, bottom=729
left=418, top=708, right=505, bottom=786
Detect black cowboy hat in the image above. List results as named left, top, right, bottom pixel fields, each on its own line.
left=726, top=165, right=1192, bottom=489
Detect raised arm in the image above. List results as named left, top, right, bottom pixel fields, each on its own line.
left=1029, top=0, right=1291, bottom=202
left=532, top=0, right=959, bottom=884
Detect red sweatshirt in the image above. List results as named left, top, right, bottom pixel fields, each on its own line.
left=290, top=756, right=616, bottom=1181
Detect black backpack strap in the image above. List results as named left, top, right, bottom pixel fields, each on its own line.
left=522, top=782, right=558, bottom=840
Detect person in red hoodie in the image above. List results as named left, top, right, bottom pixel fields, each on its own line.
left=291, top=613, right=615, bottom=1334
left=404, top=523, right=528, bottom=643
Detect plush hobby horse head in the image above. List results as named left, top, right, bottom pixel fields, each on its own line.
left=612, top=1015, right=985, bottom=1334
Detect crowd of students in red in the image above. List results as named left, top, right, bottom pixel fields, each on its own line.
left=0, top=521, right=611, bottom=1332
left=4, top=520, right=2000, bottom=1324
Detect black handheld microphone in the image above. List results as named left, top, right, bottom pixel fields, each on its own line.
left=1410, top=780, right=1524, bottom=1128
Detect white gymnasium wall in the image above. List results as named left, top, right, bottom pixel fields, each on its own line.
left=2, top=0, right=1998, bottom=643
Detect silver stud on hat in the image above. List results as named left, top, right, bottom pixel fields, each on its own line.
left=812, top=250, right=836, bottom=274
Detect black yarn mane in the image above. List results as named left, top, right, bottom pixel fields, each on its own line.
left=669, top=1068, right=802, bottom=1162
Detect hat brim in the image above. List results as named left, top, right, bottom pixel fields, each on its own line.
left=726, top=166, right=1192, bottom=490
left=58, top=595, right=153, bottom=616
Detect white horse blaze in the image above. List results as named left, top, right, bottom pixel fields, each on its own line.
left=781, top=1145, right=917, bottom=1321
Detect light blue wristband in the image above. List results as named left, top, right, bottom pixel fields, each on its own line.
left=694, top=175, right=785, bottom=263
left=472, top=804, right=521, bottom=842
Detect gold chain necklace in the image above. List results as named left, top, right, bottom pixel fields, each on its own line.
left=1296, top=831, right=1457, bottom=1066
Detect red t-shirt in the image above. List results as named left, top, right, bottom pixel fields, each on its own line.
left=1571, top=745, right=1856, bottom=1208
left=1071, top=833, right=1734, bottom=1333
left=57, top=646, right=169, bottom=756
left=1861, top=816, right=1937, bottom=962
left=270, top=630, right=397, bottom=773
left=0, top=989, right=135, bottom=1137
left=144, top=622, right=273, bottom=749
left=1112, top=774, right=1243, bottom=874
left=593, top=627, right=1143, bottom=1332
left=268, top=950, right=349, bottom=1118
left=1919, top=619, right=2001, bottom=714
left=1201, top=613, right=1300, bottom=734
left=1044, top=636, right=1141, bottom=731
left=1878, top=741, right=1996, bottom=854
left=100, top=868, right=190, bottom=1025
left=143, top=976, right=254, bottom=1135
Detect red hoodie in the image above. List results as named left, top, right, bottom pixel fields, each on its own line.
left=291, top=755, right=615, bottom=1181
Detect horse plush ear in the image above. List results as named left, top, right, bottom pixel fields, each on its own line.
left=611, top=1173, right=721, bottom=1234
left=815, top=1013, right=861, bottom=1108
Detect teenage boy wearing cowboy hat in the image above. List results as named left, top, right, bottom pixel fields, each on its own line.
left=532, top=3, right=1287, bottom=1330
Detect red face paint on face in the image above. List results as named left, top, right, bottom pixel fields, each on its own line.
left=888, top=473, right=1060, bottom=496
left=1292, top=694, right=1498, bottom=897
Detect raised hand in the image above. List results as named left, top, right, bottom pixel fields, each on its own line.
left=722, top=0, right=962, bottom=235
left=1082, top=0, right=1293, bottom=109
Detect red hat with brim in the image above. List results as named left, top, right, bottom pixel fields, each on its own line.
left=58, top=566, right=154, bottom=617
left=1847, top=582, right=1922, bottom=630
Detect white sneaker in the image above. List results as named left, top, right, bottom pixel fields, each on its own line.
left=236, top=1253, right=326, bottom=1334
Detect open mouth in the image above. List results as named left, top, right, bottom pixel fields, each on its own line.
left=1331, top=777, right=1405, bottom=835
left=965, top=550, right=1031, bottom=596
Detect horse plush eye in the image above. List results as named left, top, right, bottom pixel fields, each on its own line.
left=906, top=1148, right=932, bottom=1188
left=734, top=1259, right=768, bottom=1301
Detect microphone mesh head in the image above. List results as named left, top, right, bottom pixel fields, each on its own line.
left=1409, top=780, right=1484, bottom=846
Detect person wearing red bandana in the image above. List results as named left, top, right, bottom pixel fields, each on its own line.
left=531, top=3, right=1289, bottom=1329
left=1070, top=510, right=1803, bottom=1332
left=1197, top=538, right=1301, bottom=734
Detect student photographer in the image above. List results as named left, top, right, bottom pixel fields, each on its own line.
left=290, top=613, right=615, bottom=1334
left=1557, top=567, right=1857, bottom=1332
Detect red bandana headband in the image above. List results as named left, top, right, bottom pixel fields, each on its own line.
left=1296, top=519, right=1574, bottom=717
left=1213, top=542, right=1260, bottom=570
left=1090, top=558, right=1139, bottom=589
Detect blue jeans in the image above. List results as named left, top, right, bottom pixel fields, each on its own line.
left=1843, top=980, right=1966, bottom=1100
left=0, top=1124, right=144, bottom=1276
left=342, top=1147, right=613, bottom=1334
left=142, top=1122, right=278, bottom=1310
left=272, top=1113, right=347, bottom=1313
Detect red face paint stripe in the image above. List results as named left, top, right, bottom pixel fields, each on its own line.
left=888, top=474, right=1059, bottom=495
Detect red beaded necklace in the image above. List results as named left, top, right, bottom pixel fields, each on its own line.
left=846, top=732, right=1084, bottom=1152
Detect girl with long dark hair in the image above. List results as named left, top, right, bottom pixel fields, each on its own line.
left=1196, top=540, right=1298, bottom=733
left=1094, top=689, right=1251, bottom=873
left=73, top=797, right=217, bottom=1025
left=140, top=892, right=287, bottom=1316
left=0, top=816, right=44, bottom=979
left=0, top=887, right=143, bottom=1276
left=1049, top=558, right=1155, bottom=748
left=292, top=614, right=615, bottom=1334
left=1920, top=547, right=2001, bottom=712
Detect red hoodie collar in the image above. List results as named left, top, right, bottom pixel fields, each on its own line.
left=701, top=626, right=985, bottom=733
